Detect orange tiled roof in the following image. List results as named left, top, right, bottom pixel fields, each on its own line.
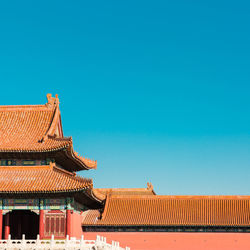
left=82, top=195, right=250, bottom=226
left=0, top=94, right=97, bottom=170
left=93, top=183, right=156, bottom=200
left=81, top=210, right=101, bottom=224
left=0, top=163, right=92, bottom=193
left=73, top=152, right=97, bottom=169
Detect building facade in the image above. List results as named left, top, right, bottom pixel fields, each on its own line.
left=1, top=94, right=250, bottom=247
left=0, top=94, right=102, bottom=239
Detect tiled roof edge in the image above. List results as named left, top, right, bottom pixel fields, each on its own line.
left=0, top=105, right=49, bottom=111
left=101, top=194, right=111, bottom=221
left=42, top=104, right=60, bottom=142
left=92, top=189, right=106, bottom=201
left=108, top=195, right=250, bottom=200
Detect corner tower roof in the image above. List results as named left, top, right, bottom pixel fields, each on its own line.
left=0, top=94, right=97, bottom=171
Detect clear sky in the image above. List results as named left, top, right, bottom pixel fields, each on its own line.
left=0, top=1, right=249, bottom=195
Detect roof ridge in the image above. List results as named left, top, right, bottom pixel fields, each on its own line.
left=0, top=94, right=59, bottom=112
left=100, top=194, right=111, bottom=221
left=41, top=94, right=61, bottom=142
left=96, top=188, right=149, bottom=190
left=48, top=135, right=72, bottom=142
left=0, top=104, right=45, bottom=108
left=109, top=195, right=250, bottom=200
left=0, top=165, right=51, bottom=170
left=51, top=163, right=93, bottom=185
left=93, top=184, right=156, bottom=197
left=0, top=105, right=50, bottom=112
left=51, top=163, right=75, bottom=176
left=42, top=104, right=60, bottom=142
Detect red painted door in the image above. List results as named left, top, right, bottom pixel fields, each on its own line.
left=44, top=212, right=66, bottom=238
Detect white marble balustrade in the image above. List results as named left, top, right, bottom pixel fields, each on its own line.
left=0, top=234, right=130, bottom=250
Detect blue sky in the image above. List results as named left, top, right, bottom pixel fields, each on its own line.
left=0, top=1, right=250, bottom=195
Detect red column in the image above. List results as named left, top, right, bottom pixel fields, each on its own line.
left=39, top=210, right=44, bottom=239
left=66, top=210, right=72, bottom=238
left=4, top=213, right=10, bottom=240
left=0, top=210, right=2, bottom=240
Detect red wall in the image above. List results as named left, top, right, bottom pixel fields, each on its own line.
left=83, top=232, right=250, bottom=250
left=71, top=211, right=84, bottom=239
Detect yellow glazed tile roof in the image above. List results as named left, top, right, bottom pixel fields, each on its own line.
left=0, top=163, right=92, bottom=193
left=0, top=94, right=97, bottom=169
left=82, top=195, right=250, bottom=226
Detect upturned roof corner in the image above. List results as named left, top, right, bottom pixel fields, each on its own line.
left=0, top=94, right=97, bottom=171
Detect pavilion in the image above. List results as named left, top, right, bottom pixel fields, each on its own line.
left=0, top=94, right=102, bottom=239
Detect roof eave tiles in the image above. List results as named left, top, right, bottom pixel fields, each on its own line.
left=0, top=164, right=93, bottom=193
left=0, top=94, right=97, bottom=170
left=82, top=195, right=250, bottom=227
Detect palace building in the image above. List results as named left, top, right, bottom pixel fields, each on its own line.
left=0, top=94, right=102, bottom=240
left=1, top=94, right=250, bottom=248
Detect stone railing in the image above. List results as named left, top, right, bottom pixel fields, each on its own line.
left=0, top=234, right=130, bottom=250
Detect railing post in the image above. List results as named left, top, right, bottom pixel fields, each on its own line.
left=50, top=234, right=54, bottom=248
left=36, top=234, right=40, bottom=248
left=95, top=235, right=100, bottom=248
left=80, top=235, right=84, bottom=249
left=113, top=241, right=119, bottom=250
left=21, top=234, right=26, bottom=248
left=7, top=234, right=11, bottom=248
left=65, top=234, right=69, bottom=248
left=100, top=235, right=102, bottom=245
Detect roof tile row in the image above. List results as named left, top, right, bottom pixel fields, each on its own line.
left=82, top=195, right=250, bottom=226
left=0, top=94, right=97, bottom=169
left=0, top=163, right=92, bottom=193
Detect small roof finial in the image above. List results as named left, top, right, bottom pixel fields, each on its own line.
left=147, top=182, right=153, bottom=191
left=47, top=93, right=52, bottom=102
left=46, top=93, right=59, bottom=106
left=55, top=94, right=59, bottom=104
